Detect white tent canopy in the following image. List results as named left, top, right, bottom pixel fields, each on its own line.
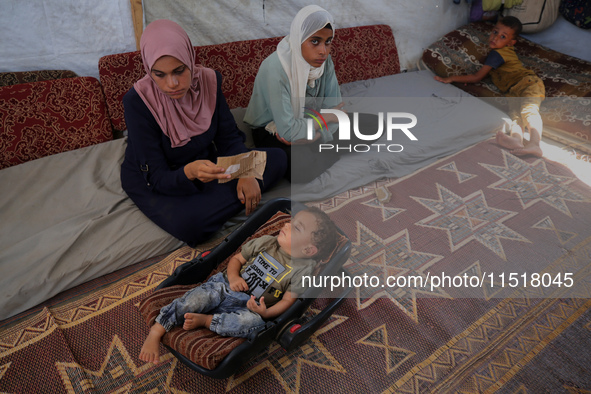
left=1, top=0, right=470, bottom=79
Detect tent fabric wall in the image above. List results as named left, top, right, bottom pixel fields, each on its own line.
left=0, top=1, right=469, bottom=80
left=0, top=0, right=137, bottom=80
left=144, top=0, right=470, bottom=72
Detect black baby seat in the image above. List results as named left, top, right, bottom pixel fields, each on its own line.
left=139, top=197, right=352, bottom=379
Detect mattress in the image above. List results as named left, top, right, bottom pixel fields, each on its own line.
left=290, top=70, right=508, bottom=202
left=0, top=139, right=184, bottom=320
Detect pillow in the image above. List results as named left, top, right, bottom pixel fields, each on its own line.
left=503, top=0, right=561, bottom=33
left=560, top=0, right=591, bottom=29
left=0, top=77, right=113, bottom=169
left=0, top=70, right=77, bottom=87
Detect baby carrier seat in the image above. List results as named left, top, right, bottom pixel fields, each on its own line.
left=138, top=197, right=352, bottom=379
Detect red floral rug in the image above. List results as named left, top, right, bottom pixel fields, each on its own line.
left=1, top=138, right=591, bottom=393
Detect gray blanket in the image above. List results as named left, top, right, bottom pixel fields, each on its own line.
left=0, top=139, right=183, bottom=320
left=291, top=70, right=508, bottom=202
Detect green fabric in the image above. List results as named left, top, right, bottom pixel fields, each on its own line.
left=482, top=0, right=523, bottom=11
left=244, top=52, right=341, bottom=142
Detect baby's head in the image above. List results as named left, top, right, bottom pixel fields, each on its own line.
left=489, top=16, right=522, bottom=49
left=277, top=207, right=338, bottom=260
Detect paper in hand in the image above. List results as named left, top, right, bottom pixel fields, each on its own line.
left=217, top=151, right=267, bottom=183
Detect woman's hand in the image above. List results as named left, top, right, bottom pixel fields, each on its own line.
left=237, top=177, right=261, bottom=215
left=288, top=132, right=323, bottom=145
left=275, top=134, right=292, bottom=145
left=276, top=132, right=320, bottom=145
left=184, top=160, right=231, bottom=183
left=323, top=102, right=346, bottom=124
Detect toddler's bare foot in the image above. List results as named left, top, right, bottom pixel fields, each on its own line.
left=139, top=325, right=166, bottom=364
left=511, top=141, right=543, bottom=157
left=183, top=313, right=210, bottom=330
left=496, top=130, right=524, bottom=150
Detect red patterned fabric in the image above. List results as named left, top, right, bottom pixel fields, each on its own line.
left=331, top=25, right=400, bottom=85
left=0, top=70, right=78, bottom=87
left=422, top=22, right=591, bottom=152
left=99, top=24, right=400, bottom=133
left=0, top=77, right=113, bottom=170
left=98, top=51, right=145, bottom=133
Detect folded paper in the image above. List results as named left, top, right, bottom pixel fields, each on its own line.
left=217, top=151, right=267, bottom=183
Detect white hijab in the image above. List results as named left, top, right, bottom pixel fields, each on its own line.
left=277, top=5, right=335, bottom=119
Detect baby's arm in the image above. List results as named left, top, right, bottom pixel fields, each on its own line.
left=434, top=64, right=492, bottom=84
left=226, top=252, right=249, bottom=292
left=246, top=291, right=297, bottom=319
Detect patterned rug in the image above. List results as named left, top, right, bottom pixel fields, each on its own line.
left=1, top=138, right=591, bottom=393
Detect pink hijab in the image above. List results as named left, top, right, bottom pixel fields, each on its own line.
left=134, top=19, right=217, bottom=148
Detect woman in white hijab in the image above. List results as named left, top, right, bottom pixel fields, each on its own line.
left=244, top=5, right=344, bottom=183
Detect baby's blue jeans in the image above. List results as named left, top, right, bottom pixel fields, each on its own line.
left=156, top=272, right=266, bottom=338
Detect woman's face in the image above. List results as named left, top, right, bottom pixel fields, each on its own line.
left=150, top=55, right=192, bottom=99
left=301, top=27, right=333, bottom=68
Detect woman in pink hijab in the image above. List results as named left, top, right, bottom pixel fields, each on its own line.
left=121, top=19, right=287, bottom=246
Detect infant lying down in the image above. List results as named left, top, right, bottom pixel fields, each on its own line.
left=139, top=207, right=338, bottom=364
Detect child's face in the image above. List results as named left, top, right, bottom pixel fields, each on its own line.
left=489, top=23, right=517, bottom=50
left=301, top=27, right=333, bottom=68
left=150, top=55, right=192, bottom=100
left=277, top=211, right=319, bottom=259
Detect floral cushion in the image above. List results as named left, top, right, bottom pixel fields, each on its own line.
left=0, top=70, right=77, bottom=87
left=0, top=77, right=113, bottom=170
left=422, top=22, right=591, bottom=152
left=99, top=24, right=400, bottom=133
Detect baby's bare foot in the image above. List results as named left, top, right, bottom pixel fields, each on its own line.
left=183, top=313, right=209, bottom=330
left=140, top=331, right=162, bottom=364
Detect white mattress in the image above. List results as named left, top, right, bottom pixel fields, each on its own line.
left=290, top=70, right=508, bottom=202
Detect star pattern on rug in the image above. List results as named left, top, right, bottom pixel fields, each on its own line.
left=346, top=222, right=449, bottom=322
left=362, top=195, right=405, bottom=222
left=56, top=335, right=188, bottom=393
left=458, top=261, right=504, bottom=300
left=356, top=324, right=415, bottom=374
left=532, top=216, right=578, bottom=245
left=310, top=179, right=394, bottom=212
left=413, top=183, right=530, bottom=260
left=437, top=161, right=477, bottom=183
left=481, top=150, right=587, bottom=217
left=0, top=362, right=10, bottom=380
left=227, top=309, right=348, bottom=393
